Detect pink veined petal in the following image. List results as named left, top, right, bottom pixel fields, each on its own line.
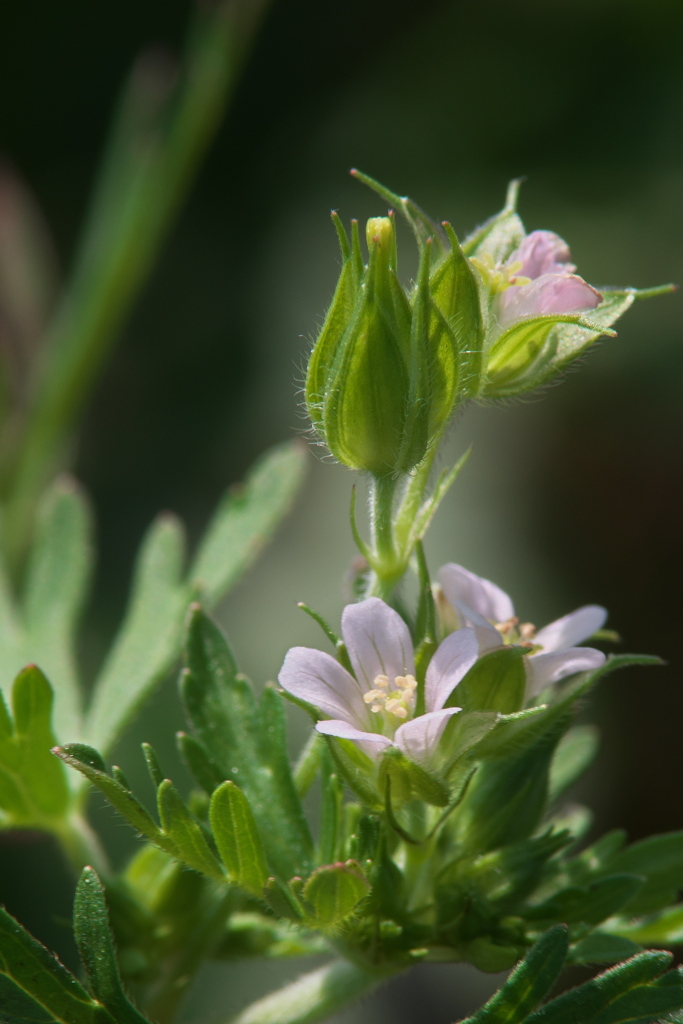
left=341, top=597, right=415, bottom=691
left=394, top=708, right=461, bottom=766
left=425, top=627, right=479, bottom=712
left=508, top=230, right=575, bottom=279
left=315, top=719, right=393, bottom=761
left=278, top=647, right=368, bottom=728
left=534, top=605, right=608, bottom=654
left=526, top=647, right=606, bottom=698
left=438, top=563, right=515, bottom=624
left=498, top=273, right=602, bottom=325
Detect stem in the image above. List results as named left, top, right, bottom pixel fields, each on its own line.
left=366, top=474, right=405, bottom=600
left=226, top=959, right=388, bottom=1024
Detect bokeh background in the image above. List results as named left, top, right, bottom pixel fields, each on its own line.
left=0, top=0, right=682, bottom=1020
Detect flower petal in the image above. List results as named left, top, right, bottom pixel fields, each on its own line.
left=438, top=563, right=515, bottom=624
left=498, top=273, right=601, bottom=324
left=341, top=597, right=415, bottom=691
left=509, top=230, right=575, bottom=279
left=526, top=647, right=606, bottom=698
left=315, top=719, right=392, bottom=760
left=394, top=709, right=461, bottom=766
left=425, top=627, right=479, bottom=712
left=534, top=605, right=607, bottom=653
left=279, top=646, right=368, bottom=727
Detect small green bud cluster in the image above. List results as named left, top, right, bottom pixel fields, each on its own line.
left=305, top=210, right=482, bottom=477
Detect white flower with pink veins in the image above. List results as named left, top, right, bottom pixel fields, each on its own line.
left=278, top=597, right=478, bottom=766
left=472, top=229, right=602, bottom=331
left=437, top=563, right=607, bottom=699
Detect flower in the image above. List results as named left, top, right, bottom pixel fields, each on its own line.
left=472, top=229, right=602, bottom=331
left=278, top=597, right=478, bottom=766
left=437, top=563, right=607, bottom=699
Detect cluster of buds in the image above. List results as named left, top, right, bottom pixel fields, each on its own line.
left=305, top=173, right=666, bottom=477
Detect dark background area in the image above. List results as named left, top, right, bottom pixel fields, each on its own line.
left=0, top=0, right=681, bottom=1020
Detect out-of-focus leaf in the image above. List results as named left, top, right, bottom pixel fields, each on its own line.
left=451, top=646, right=527, bottom=715
left=209, top=781, right=268, bottom=895
left=549, top=724, right=600, bottom=804
left=459, top=925, right=568, bottom=1023
left=302, top=861, right=370, bottom=926
left=181, top=607, right=313, bottom=880
left=462, top=179, right=525, bottom=263
left=73, top=867, right=150, bottom=1024
left=570, top=932, right=642, bottom=965
left=613, top=903, right=683, bottom=946
left=0, top=904, right=113, bottom=1024
left=599, top=833, right=683, bottom=916
left=190, top=440, right=307, bottom=605
left=85, top=514, right=186, bottom=755
left=524, top=875, right=644, bottom=926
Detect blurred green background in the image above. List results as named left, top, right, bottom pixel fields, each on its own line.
left=0, top=0, right=681, bottom=1020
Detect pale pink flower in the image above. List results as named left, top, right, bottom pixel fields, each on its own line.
left=437, top=563, right=606, bottom=699
left=279, top=598, right=478, bottom=765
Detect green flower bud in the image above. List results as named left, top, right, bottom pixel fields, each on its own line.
left=305, top=213, right=471, bottom=477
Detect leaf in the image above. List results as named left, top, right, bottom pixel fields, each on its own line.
left=451, top=646, right=527, bottom=715
left=73, top=867, right=150, bottom=1024
left=302, top=862, right=370, bottom=926
left=54, top=743, right=164, bottom=843
left=459, top=925, right=568, bottom=1024
left=181, top=607, right=313, bottom=879
left=156, top=779, right=224, bottom=881
left=523, top=951, right=677, bottom=1024
left=524, top=875, right=645, bottom=926
left=548, top=724, right=600, bottom=804
left=9, top=666, right=70, bottom=820
left=85, top=513, right=187, bottom=756
left=613, top=903, right=683, bottom=947
left=571, top=933, right=642, bottom=965
left=209, top=781, right=268, bottom=895
left=21, top=478, right=93, bottom=742
left=0, top=904, right=112, bottom=1024
left=190, top=441, right=307, bottom=606
left=599, top=833, right=683, bottom=916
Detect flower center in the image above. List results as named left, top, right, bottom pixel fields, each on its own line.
left=494, top=616, right=538, bottom=649
left=363, top=673, right=417, bottom=720
left=470, top=253, right=532, bottom=296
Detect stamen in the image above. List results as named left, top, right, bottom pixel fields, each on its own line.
left=364, top=673, right=417, bottom=719
left=519, top=622, right=536, bottom=641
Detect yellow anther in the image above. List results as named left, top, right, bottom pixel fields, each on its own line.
left=373, top=674, right=390, bottom=689
left=496, top=616, right=519, bottom=636
left=363, top=689, right=386, bottom=704
left=519, top=622, right=536, bottom=641
left=385, top=699, right=408, bottom=719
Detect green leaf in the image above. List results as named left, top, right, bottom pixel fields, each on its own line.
left=302, top=861, right=370, bottom=926
left=0, top=904, right=112, bottom=1024
left=571, top=933, right=643, bottom=965
left=451, top=646, right=527, bottom=715
left=459, top=925, right=568, bottom=1024
left=599, top=833, right=683, bottom=915
left=262, top=877, right=304, bottom=922
left=54, top=743, right=164, bottom=843
left=549, top=724, right=600, bottom=804
left=318, top=748, right=344, bottom=866
left=0, top=972, right=60, bottom=1023
left=181, top=607, right=313, bottom=879
left=156, top=779, right=224, bottom=881
left=22, top=478, right=93, bottom=742
left=73, top=867, right=150, bottom=1024
left=524, top=875, right=644, bottom=926
left=176, top=730, right=223, bottom=795
left=85, top=513, right=186, bottom=756
left=524, top=951, right=676, bottom=1024
left=613, top=903, right=683, bottom=946
left=209, top=781, right=268, bottom=895
left=190, top=441, right=307, bottom=606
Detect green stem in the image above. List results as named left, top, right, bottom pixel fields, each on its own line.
left=366, top=474, right=405, bottom=600
left=226, top=959, right=388, bottom=1024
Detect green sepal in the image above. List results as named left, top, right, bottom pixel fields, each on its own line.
left=302, top=861, right=371, bottom=926
left=263, top=877, right=304, bottom=922
left=324, top=735, right=382, bottom=810
left=548, top=724, right=600, bottom=804
left=462, top=179, right=525, bottom=263
left=379, top=745, right=450, bottom=808
left=458, top=924, right=568, bottom=1023
left=433, top=223, right=484, bottom=397
left=570, top=932, right=643, bottom=965
left=350, top=168, right=446, bottom=255
left=156, top=778, right=224, bottom=881
left=73, top=867, right=150, bottom=1024
left=181, top=607, right=313, bottom=879
left=450, top=645, right=527, bottom=715
left=0, top=902, right=115, bottom=1024
left=318, top=746, right=344, bottom=865
left=209, top=780, right=269, bottom=896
